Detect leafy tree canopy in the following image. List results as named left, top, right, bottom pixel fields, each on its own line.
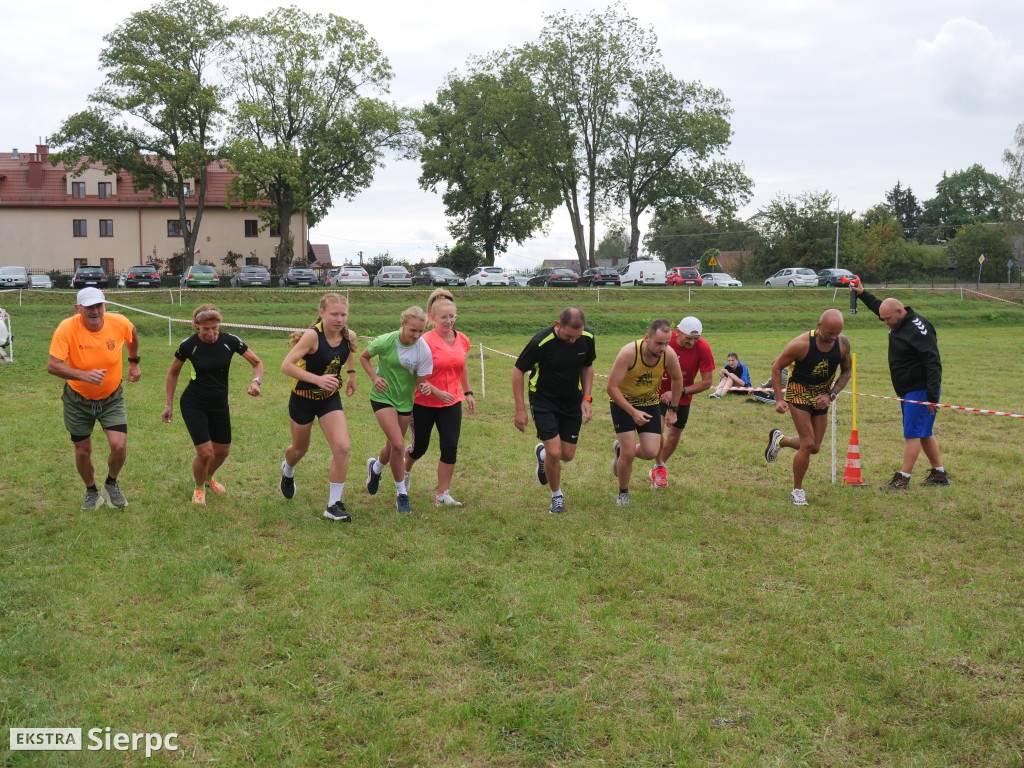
left=919, top=164, right=1004, bottom=243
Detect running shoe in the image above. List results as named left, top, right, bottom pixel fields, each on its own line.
left=650, top=465, right=668, bottom=488
left=919, top=469, right=950, bottom=486
left=617, top=491, right=631, bottom=506
left=764, top=429, right=783, bottom=463
left=323, top=501, right=351, bottom=522
left=205, top=477, right=226, bottom=494
left=791, top=488, right=808, bottom=506
left=549, top=495, right=565, bottom=514
left=880, top=471, right=910, bottom=490
left=366, top=457, right=382, bottom=495
left=534, top=443, right=547, bottom=485
left=81, top=488, right=104, bottom=511
left=279, top=461, right=295, bottom=500
left=192, top=488, right=206, bottom=505
left=435, top=490, right=462, bottom=507
left=396, top=493, right=412, bottom=514
left=101, top=481, right=128, bottom=508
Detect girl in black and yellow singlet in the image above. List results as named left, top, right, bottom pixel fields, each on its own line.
left=279, top=293, right=359, bottom=522
left=784, top=329, right=841, bottom=411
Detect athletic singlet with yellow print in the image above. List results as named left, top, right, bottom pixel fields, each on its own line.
left=615, top=340, right=665, bottom=407
left=292, top=321, right=350, bottom=399
left=784, top=329, right=840, bottom=407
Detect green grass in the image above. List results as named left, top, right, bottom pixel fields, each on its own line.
left=1, top=287, right=1023, bottom=767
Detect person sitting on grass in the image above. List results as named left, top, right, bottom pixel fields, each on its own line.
left=710, top=352, right=751, bottom=398
left=747, top=360, right=788, bottom=404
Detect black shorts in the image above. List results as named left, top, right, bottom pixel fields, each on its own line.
left=370, top=399, right=411, bottom=417
left=610, top=402, right=662, bottom=435
left=181, top=400, right=232, bottom=445
left=530, top=398, right=582, bottom=444
left=789, top=401, right=829, bottom=418
left=289, top=391, right=343, bottom=426
left=660, top=403, right=691, bottom=431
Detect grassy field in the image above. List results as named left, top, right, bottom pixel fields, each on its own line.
left=1, top=286, right=1023, bottom=767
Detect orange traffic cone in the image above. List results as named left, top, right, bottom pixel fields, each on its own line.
left=843, top=429, right=865, bottom=485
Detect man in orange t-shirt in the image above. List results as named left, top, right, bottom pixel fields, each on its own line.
left=47, top=288, right=141, bottom=511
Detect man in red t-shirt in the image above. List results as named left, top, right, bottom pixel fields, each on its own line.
left=650, top=316, right=716, bottom=488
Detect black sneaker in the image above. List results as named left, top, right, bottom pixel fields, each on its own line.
left=366, top=457, right=382, bottom=495
left=919, top=468, right=950, bottom=486
left=549, top=495, right=565, bottom=514
left=280, top=461, right=295, bottom=500
left=880, top=471, right=910, bottom=490
left=534, top=443, right=547, bottom=486
left=396, top=493, right=412, bottom=514
left=323, top=501, right=351, bottom=522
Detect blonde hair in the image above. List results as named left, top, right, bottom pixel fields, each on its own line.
left=426, top=288, right=456, bottom=326
left=290, top=293, right=355, bottom=352
left=192, top=304, right=222, bottom=329
left=401, top=305, right=427, bottom=325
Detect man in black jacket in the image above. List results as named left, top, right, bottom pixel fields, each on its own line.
left=852, top=284, right=949, bottom=488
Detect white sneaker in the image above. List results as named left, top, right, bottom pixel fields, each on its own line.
left=616, top=491, right=631, bottom=506
left=434, top=490, right=462, bottom=507
left=791, top=488, right=808, bottom=506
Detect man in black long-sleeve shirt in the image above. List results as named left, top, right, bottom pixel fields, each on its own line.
left=852, top=284, right=950, bottom=489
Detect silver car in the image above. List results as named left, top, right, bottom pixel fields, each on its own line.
left=30, top=273, right=53, bottom=289
left=373, top=266, right=412, bottom=287
left=0, top=266, right=29, bottom=288
left=700, top=272, right=742, bottom=287
left=327, top=265, right=370, bottom=287
left=764, top=268, right=818, bottom=287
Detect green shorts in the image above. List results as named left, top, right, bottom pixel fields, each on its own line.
left=62, top=382, right=128, bottom=438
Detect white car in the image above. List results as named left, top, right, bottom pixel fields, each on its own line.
left=373, top=266, right=412, bottom=287
left=700, top=272, right=742, bottom=287
left=326, top=265, right=370, bottom=287
left=764, top=268, right=818, bottom=287
left=466, top=266, right=510, bottom=286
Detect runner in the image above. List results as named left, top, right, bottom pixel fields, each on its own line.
left=280, top=293, right=359, bottom=522
left=764, top=308, right=853, bottom=506
left=512, top=307, right=596, bottom=514
left=46, top=287, right=141, bottom=511
left=607, top=319, right=683, bottom=506
left=404, top=289, right=474, bottom=507
left=162, top=304, right=263, bottom=504
left=361, top=306, right=439, bottom=514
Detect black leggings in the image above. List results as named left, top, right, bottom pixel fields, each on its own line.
left=409, top=401, right=462, bottom=464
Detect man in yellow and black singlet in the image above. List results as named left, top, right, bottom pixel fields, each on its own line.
left=606, top=318, right=682, bottom=507
left=764, top=308, right=852, bottom=506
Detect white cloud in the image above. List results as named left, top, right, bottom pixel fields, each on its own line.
left=916, top=18, right=1024, bottom=116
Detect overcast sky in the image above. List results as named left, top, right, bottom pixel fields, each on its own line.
left=3, top=1, right=1022, bottom=268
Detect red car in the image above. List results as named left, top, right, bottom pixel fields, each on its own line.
left=666, top=266, right=703, bottom=286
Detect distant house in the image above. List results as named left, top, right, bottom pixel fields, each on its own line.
left=0, top=143, right=307, bottom=274
left=712, top=250, right=753, bottom=275
left=308, top=243, right=333, bottom=268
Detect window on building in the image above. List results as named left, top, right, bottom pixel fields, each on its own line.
left=98, top=182, right=112, bottom=199
left=99, top=219, right=114, bottom=237
left=269, top=224, right=280, bottom=237
left=245, top=220, right=259, bottom=237
left=72, top=182, right=86, bottom=198
left=167, top=183, right=191, bottom=198
left=167, top=219, right=192, bottom=237
left=73, top=219, right=87, bottom=237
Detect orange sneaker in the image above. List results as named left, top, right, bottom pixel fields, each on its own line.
left=192, top=488, right=206, bottom=504
left=204, top=478, right=226, bottom=494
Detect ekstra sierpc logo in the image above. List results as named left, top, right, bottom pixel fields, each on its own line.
left=10, top=728, right=179, bottom=757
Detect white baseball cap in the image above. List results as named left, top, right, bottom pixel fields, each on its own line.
left=76, top=287, right=106, bottom=306
left=677, top=316, right=702, bottom=336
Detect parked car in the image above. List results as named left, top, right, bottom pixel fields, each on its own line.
left=579, top=267, right=621, bottom=287
left=700, top=272, right=742, bottom=287
left=764, top=268, right=818, bottom=287
left=0, top=265, right=30, bottom=288
left=816, top=268, right=859, bottom=287
left=373, top=266, right=413, bottom=287
left=124, top=265, right=161, bottom=288
left=182, top=265, right=220, bottom=288
left=411, top=267, right=466, bottom=287
left=528, top=268, right=578, bottom=287
left=284, top=267, right=319, bottom=287
left=29, top=273, right=53, bottom=289
left=509, top=273, right=532, bottom=287
left=326, top=265, right=371, bottom=287
left=228, top=265, right=271, bottom=287
left=72, top=266, right=109, bottom=289
left=666, top=266, right=702, bottom=286
left=618, top=259, right=667, bottom=286
left=465, top=266, right=510, bottom=286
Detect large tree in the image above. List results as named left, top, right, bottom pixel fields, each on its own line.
left=605, top=65, right=751, bottom=260
left=514, top=6, right=658, bottom=270
left=750, top=191, right=854, bottom=275
left=417, top=69, right=563, bottom=264
left=644, top=208, right=753, bottom=269
left=225, top=7, right=407, bottom=273
left=884, top=181, right=923, bottom=241
left=919, top=164, right=1004, bottom=244
left=49, top=0, right=231, bottom=268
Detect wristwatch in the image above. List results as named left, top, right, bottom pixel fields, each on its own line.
left=666, top=404, right=678, bottom=413
left=582, top=395, right=593, bottom=402
left=127, top=356, right=140, bottom=364
left=252, top=377, right=263, bottom=385
left=829, top=392, right=837, bottom=402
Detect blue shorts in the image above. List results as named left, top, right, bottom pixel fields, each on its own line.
left=901, top=388, right=937, bottom=439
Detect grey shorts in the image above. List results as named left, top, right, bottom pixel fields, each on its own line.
left=62, top=382, right=128, bottom=438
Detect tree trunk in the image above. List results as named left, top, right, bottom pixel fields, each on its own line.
left=628, top=195, right=642, bottom=261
